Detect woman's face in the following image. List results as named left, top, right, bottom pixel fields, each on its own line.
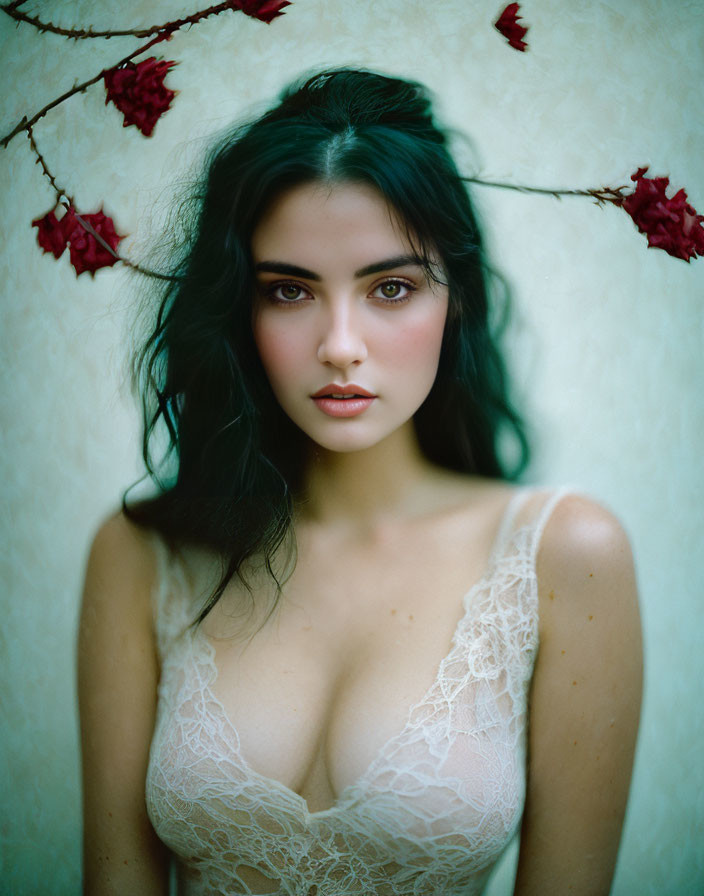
left=251, top=181, right=449, bottom=454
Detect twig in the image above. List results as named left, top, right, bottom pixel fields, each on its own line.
left=1, top=31, right=170, bottom=148
left=0, top=1, right=269, bottom=39
left=465, top=176, right=629, bottom=205
left=27, top=126, right=177, bottom=281
left=123, top=263, right=180, bottom=281
left=74, top=212, right=179, bottom=280
left=27, top=125, right=73, bottom=204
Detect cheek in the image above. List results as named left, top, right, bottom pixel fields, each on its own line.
left=252, top=314, right=305, bottom=386
left=377, top=308, right=447, bottom=372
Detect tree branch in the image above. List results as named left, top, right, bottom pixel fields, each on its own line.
left=27, top=126, right=177, bottom=280
left=0, top=1, right=271, bottom=39
left=464, top=176, right=629, bottom=205
left=3, top=0, right=30, bottom=11
left=27, top=125, right=73, bottom=204
left=1, top=31, right=170, bottom=148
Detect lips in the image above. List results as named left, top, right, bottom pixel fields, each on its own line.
left=311, top=383, right=376, bottom=399
left=311, top=383, right=377, bottom=418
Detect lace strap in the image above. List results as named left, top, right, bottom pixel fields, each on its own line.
left=489, top=485, right=577, bottom=568
left=526, top=486, right=575, bottom=565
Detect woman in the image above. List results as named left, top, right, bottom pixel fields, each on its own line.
left=78, top=69, right=642, bottom=895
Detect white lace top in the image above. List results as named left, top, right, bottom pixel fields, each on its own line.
left=146, top=487, right=567, bottom=895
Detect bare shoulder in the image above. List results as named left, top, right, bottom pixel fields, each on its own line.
left=536, top=492, right=639, bottom=639
left=82, top=510, right=159, bottom=625
left=79, top=507, right=160, bottom=696
left=79, top=513, right=171, bottom=892
left=514, top=493, right=643, bottom=894
left=87, top=509, right=157, bottom=584
left=533, top=492, right=642, bottom=725
left=539, top=492, right=634, bottom=576
left=79, top=509, right=163, bottom=681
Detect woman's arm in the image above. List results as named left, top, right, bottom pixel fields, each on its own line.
left=514, top=495, right=643, bottom=895
left=78, top=513, right=170, bottom=895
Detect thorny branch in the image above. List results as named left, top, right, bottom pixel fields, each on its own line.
left=0, top=0, right=289, bottom=148
left=465, top=176, right=629, bottom=206
left=27, top=126, right=177, bottom=280
left=0, top=1, right=272, bottom=39
left=3, top=0, right=30, bottom=12
left=1, top=31, right=171, bottom=148
left=27, top=125, right=73, bottom=205
left=3, top=0, right=286, bottom=278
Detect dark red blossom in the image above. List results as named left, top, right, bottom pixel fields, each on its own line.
left=494, top=3, right=528, bottom=51
left=31, top=206, right=124, bottom=276
left=61, top=208, right=124, bottom=276
left=227, top=0, right=292, bottom=23
left=621, top=167, right=704, bottom=262
left=104, top=57, right=177, bottom=137
left=32, top=209, right=67, bottom=258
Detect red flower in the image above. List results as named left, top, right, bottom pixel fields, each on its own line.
left=227, top=0, right=292, bottom=23
left=32, top=209, right=67, bottom=259
left=32, top=206, right=124, bottom=276
left=104, top=57, right=177, bottom=137
left=61, top=208, right=124, bottom=276
left=494, top=3, right=529, bottom=52
left=622, top=167, right=704, bottom=262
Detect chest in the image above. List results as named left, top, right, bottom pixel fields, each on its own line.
left=146, top=490, right=543, bottom=893
left=196, top=516, right=503, bottom=814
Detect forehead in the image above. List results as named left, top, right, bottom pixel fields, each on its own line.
left=250, top=182, right=414, bottom=267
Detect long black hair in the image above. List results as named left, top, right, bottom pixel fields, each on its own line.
left=124, top=68, right=529, bottom=627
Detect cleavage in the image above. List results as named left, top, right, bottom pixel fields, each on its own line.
left=197, top=493, right=509, bottom=810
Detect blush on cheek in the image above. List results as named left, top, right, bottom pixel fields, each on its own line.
left=252, top=318, right=298, bottom=382
left=380, top=316, right=446, bottom=365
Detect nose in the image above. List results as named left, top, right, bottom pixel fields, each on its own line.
left=316, top=300, right=368, bottom=369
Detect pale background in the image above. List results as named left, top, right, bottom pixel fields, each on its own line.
left=1, top=1, right=702, bottom=893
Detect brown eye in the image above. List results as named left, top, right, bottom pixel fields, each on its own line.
left=380, top=282, right=402, bottom=298
left=279, top=284, right=303, bottom=301
left=261, top=281, right=312, bottom=306
left=371, top=280, right=415, bottom=304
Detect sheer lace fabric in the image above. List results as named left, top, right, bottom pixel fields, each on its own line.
left=146, top=488, right=566, bottom=895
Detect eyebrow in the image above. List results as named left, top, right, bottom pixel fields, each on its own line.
left=254, top=254, right=427, bottom=281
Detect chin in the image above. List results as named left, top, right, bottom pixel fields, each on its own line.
left=288, top=414, right=394, bottom=454
left=305, top=430, right=385, bottom=454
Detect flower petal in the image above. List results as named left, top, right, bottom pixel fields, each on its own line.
left=31, top=209, right=68, bottom=259
left=623, top=168, right=704, bottom=262
left=104, top=57, right=177, bottom=137
left=494, top=3, right=529, bottom=52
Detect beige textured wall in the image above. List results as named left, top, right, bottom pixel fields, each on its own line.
left=1, top=1, right=702, bottom=893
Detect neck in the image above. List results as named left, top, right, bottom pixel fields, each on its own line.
left=295, top=422, right=438, bottom=532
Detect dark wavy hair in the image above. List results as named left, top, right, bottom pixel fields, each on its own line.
left=124, top=67, right=529, bottom=628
